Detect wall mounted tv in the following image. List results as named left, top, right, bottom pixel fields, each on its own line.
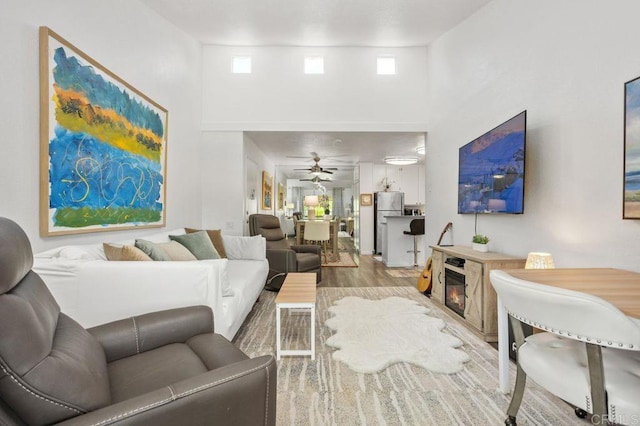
left=458, top=111, right=526, bottom=214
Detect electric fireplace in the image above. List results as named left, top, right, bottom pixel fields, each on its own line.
left=445, top=269, right=465, bottom=317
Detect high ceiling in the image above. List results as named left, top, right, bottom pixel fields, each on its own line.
left=141, top=0, right=491, bottom=47
left=141, top=0, right=490, bottom=187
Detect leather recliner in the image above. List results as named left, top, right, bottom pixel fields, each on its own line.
left=249, top=214, right=321, bottom=291
left=0, top=217, right=276, bottom=426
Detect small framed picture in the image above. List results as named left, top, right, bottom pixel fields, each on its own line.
left=360, top=193, right=373, bottom=206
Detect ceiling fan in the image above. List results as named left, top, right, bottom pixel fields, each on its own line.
left=291, top=152, right=339, bottom=175
left=300, top=175, right=331, bottom=183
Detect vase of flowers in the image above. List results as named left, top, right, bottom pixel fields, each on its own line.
left=472, top=234, right=489, bottom=252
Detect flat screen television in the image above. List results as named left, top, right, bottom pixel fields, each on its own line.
left=458, top=111, right=526, bottom=214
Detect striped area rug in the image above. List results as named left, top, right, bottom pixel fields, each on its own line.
left=234, top=286, right=582, bottom=425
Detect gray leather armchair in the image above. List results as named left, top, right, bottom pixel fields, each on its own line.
left=249, top=214, right=321, bottom=291
left=0, top=217, right=276, bottom=426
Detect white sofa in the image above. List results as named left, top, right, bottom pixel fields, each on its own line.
left=32, top=228, right=268, bottom=341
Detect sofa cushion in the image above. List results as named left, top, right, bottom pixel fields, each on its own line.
left=134, top=239, right=172, bottom=261
left=222, top=235, right=266, bottom=260
left=103, top=243, right=153, bottom=261
left=108, top=343, right=208, bottom=403
left=170, top=231, right=220, bottom=260
left=185, top=228, right=227, bottom=258
left=161, top=241, right=198, bottom=261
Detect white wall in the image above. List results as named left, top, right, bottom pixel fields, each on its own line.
left=424, top=0, right=640, bottom=271
left=0, top=0, right=202, bottom=252
left=201, top=46, right=428, bottom=130
left=199, top=45, right=429, bottom=239
left=200, top=132, right=245, bottom=234
left=358, top=162, right=375, bottom=254
left=244, top=134, right=277, bottom=215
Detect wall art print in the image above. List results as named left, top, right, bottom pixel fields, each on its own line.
left=277, top=182, right=285, bottom=210
left=39, top=27, right=168, bottom=235
left=262, top=171, right=273, bottom=210
left=624, top=75, right=640, bottom=219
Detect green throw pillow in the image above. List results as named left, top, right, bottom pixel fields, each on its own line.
left=134, top=239, right=172, bottom=261
left=170, top=231, right=220, bottom=260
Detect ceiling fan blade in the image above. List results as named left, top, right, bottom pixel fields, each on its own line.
left=321, top=170, right=334, bottom=174
left=294, top=168, right=311, bottom=171
left=323, top=167, right=339, bottom=170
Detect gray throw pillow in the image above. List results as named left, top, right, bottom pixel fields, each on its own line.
left=170, top=231, right=220, bottom=260
left=134, top=239, right=172, bottom=261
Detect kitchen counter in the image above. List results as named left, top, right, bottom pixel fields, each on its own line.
left=382, top=216, right=426, bottom=267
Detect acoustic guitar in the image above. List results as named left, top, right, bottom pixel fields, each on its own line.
left=417, top=222, right=453, bottom=294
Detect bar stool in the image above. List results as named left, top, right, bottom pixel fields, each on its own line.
left=403, top=218, right=425, bottom=267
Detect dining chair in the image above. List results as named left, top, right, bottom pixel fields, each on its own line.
left=490, top=270, right=640, bottom=426
left=303, top=221, right=330, bottom=264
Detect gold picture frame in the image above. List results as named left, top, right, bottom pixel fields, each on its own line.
left=360, top=193, right=373, bottom=206
left=262, top=171, right=273, bottom=210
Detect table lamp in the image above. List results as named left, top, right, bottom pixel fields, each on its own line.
left=525, top=252, right=555, bottom=269
left=304, top=195, right=319, bottom=220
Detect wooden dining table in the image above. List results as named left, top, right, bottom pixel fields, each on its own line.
left=495, top=268, right=640, bottom=394
left=295, top=220, right=339, bottom=262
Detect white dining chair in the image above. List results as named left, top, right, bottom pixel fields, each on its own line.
left=303, top=221, right=330, bottom=264
left=490, top=270, right=640, bottom=426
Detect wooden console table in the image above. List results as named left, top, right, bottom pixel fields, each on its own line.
left=429, top=245, right=526, bottom=342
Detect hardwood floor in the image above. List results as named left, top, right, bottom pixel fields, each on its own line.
left=316, top=236, right=419, bottom=288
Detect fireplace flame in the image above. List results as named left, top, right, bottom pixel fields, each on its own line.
left=450, top=288, right=464, bottom=310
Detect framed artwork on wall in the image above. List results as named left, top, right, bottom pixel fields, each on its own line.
left=360, top=193, right=373, bottom=206
left=624, top=75, right=640, bottom=219
left=262, top=171, right=273, bottom=210
left=277, top=182, right=285, bottom=210
left=39, top=27, right=168, bottom=236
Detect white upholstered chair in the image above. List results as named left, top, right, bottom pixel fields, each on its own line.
left=303, top=221, right=330, bottom=264
left=490, top=270, right=640, bottom=426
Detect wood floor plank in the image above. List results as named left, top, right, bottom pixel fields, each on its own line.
left=316, top=236, right=419, bottom=288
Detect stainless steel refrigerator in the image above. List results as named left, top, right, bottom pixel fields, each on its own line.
left=374, top=191, right=404, bottom=254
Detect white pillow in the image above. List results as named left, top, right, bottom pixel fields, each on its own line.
left=222, top=235, right=266, bottom=260
left=53, top=245, right=105, bottom=261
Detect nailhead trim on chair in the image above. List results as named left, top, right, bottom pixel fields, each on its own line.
left=508, top=311, right=636, bottom=349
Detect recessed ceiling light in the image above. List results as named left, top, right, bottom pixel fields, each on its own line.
left=384, top=157, right=418, bottom=166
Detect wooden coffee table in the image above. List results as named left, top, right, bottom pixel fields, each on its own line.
left=274, top=273, right=317, bottom=360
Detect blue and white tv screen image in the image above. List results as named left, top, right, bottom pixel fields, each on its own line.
left=458, top=111, right=526, bottom=214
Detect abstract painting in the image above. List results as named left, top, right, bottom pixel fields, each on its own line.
left=39, top=27, right=168, bottom=235
left=262, top=171, right=273, bottom=210
left=624, top=76, right=640, bottom=219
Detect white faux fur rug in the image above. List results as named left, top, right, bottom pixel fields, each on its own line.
left=325, top=296, right=471, bottom=373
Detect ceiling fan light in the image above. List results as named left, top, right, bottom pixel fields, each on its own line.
left=384, top=156, right=418, bottom=166
left=311, top=171, right=322, bottom=176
